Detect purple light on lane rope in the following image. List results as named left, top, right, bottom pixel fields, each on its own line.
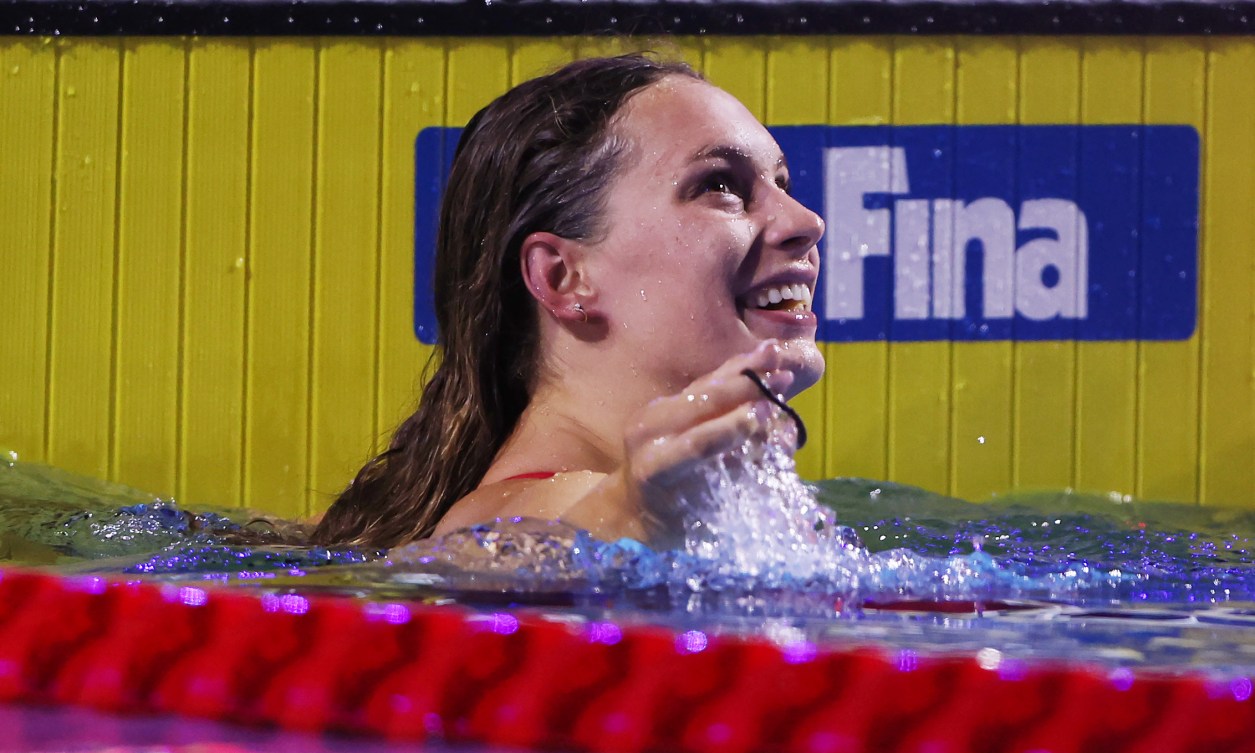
left=587, top=622, right=623, bottom=645
left=178, top=587, right=208, bottom=607
left=491, top=613, right=519, bottom=635
left=677, top=630, right=708, bottom=653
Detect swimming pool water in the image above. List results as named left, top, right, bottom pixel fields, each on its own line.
left=5, top=449, right=1255, bottom=675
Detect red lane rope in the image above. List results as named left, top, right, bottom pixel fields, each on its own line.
left=1, top=565, right=1252, bottom=752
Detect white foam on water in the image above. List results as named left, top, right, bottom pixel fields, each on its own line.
left=382, top=403, right=1125, bottom=612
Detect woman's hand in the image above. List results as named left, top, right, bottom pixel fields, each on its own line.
left=438, top=340, right=797, bottom=548
left=618, top=339, right=794, bottom=545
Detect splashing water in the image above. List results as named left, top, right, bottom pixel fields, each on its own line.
left=668, top=419, right=864, bottom=590
left=380, top=411, right=1139, bottom=613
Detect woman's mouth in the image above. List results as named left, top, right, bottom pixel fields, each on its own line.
left=745, top=283, right=813, bottom=313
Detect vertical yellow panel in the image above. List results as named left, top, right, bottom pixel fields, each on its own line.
left=375, top=39, right=447, bottom=501
left=181, top=39, right=249, bottom=506
left=113, top=39, right=185, bottom=497
left=1199, top=40, right=1255, bottom=507
left=47, top=39, right=120, bottom=479
left=1074, top=39, right=1141, bottom=497
left=951, top=37, right=1016, bottom=502
left=0, top=40, right=56, bottom=461
left=1138, top=40, right=1204, bottom=504
left=309, top=40, right=384, bottom=509
left=886, top=37, right=954, bottom=495
left=1013, top=39, right=1079, bottom=490
left=574, top=35, right=641, bottom=61
left=826, top=37, right=892, bottom=481
left=665, top=36, right=706, bottom=73
left=245, top=39, right=315, bottom=517
left=448, top=40, right=510, bottom=125
left=766, top=37, right=828, bottom=479
left=704, top=38, right=766, bottom=117
left=512, top=38, right=575, bottom=85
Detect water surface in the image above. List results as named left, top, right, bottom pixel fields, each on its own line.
left=5, top=449, right=1255, bottom=675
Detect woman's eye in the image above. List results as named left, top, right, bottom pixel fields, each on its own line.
left=700, top=172, right=745, bottom=201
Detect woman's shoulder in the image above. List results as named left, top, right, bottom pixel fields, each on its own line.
left=432, top=470, right=608, bottom=536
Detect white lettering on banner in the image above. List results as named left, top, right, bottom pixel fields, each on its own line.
left=823, top=146, right=910, bottom=320
left=823, top=147, right=1089, bottom=323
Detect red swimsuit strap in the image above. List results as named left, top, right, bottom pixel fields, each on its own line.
left=503, top=471, right=559, bottom=481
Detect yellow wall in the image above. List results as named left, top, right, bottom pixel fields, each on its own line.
left=1, top=35, right=1250, bottom=515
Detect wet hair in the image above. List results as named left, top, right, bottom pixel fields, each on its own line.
left=311, top=54, right=701, bottom=548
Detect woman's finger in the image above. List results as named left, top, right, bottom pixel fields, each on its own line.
left=630, top=399, right=773, bottom=488
left=629, top=340, right=788, bottom=441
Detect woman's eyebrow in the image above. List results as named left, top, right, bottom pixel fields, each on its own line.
left=690, top=144, right=787, bottom=172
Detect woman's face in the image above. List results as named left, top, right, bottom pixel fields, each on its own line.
left=584, top=76, right=825, bottom=398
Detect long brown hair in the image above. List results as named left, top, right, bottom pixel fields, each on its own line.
left=312, top=54, right=700, bottom=548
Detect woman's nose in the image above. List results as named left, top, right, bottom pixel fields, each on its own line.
left=765, top=189, right=824, bottom=257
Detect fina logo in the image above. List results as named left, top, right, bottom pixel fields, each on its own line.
left=826, top=145, right=1088, bottom=325
left=413, top=125, right=1200, bottom=344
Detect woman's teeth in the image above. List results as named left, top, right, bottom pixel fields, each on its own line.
left=752, top=284, right=812, bottom=311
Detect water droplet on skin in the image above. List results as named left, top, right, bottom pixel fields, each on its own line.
left=640, top=289, right=647, bottom=301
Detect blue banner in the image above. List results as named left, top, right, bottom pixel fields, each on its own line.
left=415, top=125, right=1199, bottom=344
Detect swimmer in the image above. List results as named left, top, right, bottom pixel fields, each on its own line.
left=311, top=54, right=824, bottom=550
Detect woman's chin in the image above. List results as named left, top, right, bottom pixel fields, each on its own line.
left=778, top=339, right=824, bottom=399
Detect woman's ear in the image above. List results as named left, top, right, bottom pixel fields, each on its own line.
left=520, top=231, right=597, bottom=324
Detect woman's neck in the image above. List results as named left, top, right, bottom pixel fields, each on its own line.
left=481, top=363, right=657, bottom=484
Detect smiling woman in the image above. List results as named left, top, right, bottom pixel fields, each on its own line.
left=311, top=54, right=825, bottom=550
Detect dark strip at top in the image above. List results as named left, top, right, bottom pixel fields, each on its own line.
left=4, top=0, right=1255, bottom=37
